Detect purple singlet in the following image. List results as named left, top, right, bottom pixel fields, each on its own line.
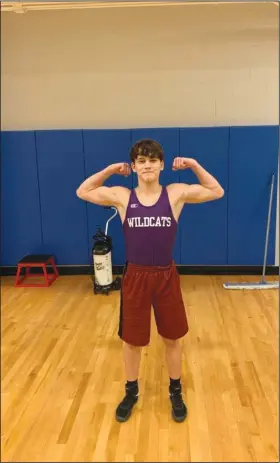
left=122, top=186, right=178, bottom=266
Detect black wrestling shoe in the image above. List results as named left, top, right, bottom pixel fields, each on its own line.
left=169, top=385, right=187, bottom=422
left=115, top=384, right=138, bottom=422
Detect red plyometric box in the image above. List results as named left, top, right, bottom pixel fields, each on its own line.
left=15, top=254, right=59, bottom=288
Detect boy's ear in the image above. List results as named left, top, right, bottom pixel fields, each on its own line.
left=131, top=162, right=136, bottom=173
left=160, top=161, right=164, bottom=171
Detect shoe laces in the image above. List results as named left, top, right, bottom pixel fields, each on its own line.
left=121, top=389, right=138, bottom=409
left=170, top=387, right=184, bottom=409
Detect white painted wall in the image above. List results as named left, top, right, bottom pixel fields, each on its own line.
left=1, top=3, right=278, bottom=129
left=1, top=2, right=279, bottom=264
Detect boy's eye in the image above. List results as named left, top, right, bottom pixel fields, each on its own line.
left=137, top=158, right=158, bottom=164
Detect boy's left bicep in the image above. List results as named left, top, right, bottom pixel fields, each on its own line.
left=168, top=183, right=224, bottom=204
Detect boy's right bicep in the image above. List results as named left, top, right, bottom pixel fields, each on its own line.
left=77, top=186, right=120, bottom=207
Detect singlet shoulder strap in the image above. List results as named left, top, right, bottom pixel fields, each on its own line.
left=161, top=185, right=169, bottom=201
left=125, top=189, right=139, bottom=210
left=162, top=185, right=173, bottom=209
left=129, top=189, right=138, bottom=203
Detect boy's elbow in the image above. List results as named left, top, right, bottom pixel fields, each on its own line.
left=76, top=187, right=84, bottom=199
left=218, top=187, right=224, bottom=198
left=214, top=186, right=224, bottom=199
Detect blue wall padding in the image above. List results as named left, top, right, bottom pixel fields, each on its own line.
left=35, top=130, right=89, bottom=264
left=83, top=129, right=132, bottom=265
left=1, top=131, right=43, bottom=265
left=179, top=127, right=229, bottom=265
left=1, top=125, right=278, bottom=267
left=228, top=126, right=279, bottom=265
left=131, top=128, right=181, bottom=263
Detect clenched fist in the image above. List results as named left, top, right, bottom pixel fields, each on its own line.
left=110, top=162, right=131, bottom=177
left=172, top=157, right=197, bottom=171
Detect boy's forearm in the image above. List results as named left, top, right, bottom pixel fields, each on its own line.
left=192, top=161, right=223, bottom=191
left=77, top=165, right=115, bottom=194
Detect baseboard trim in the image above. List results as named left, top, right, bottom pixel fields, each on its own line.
left=176, top=265, right=279, bottom=276
left=1, top=265, right=279, bottom=276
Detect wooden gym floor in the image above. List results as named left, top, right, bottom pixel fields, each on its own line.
left=1, top=274, right=279, bottom=462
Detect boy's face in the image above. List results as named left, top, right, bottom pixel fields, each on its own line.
left=131, top=156, right=164, bottom=183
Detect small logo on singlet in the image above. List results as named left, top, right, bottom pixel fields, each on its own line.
left=130, top=204, right=138, bottom=208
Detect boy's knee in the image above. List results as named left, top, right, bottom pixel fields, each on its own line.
left=161, top=337, right=180, bottom=349
left=123, top=342, right=141, bottom=352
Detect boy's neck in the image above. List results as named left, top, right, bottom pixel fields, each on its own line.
left=136, top=180, right=162, bottom=195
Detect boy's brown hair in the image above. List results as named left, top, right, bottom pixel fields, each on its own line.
left=129, top=139, right=164, bottom=163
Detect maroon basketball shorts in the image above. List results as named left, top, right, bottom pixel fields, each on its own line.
left=118, top=261, right=189, bottom=347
